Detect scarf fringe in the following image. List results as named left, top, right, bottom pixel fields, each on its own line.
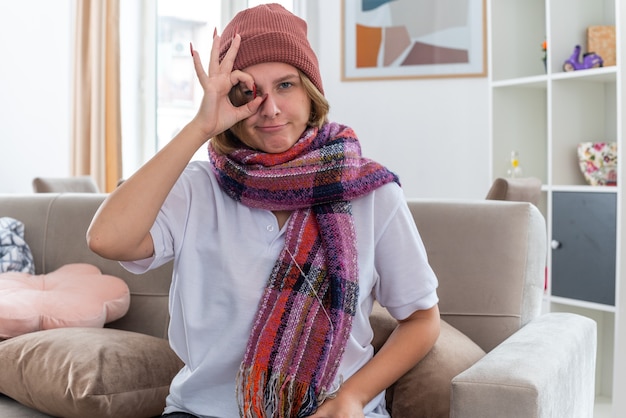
left=237, top=366, right=318, bottom=418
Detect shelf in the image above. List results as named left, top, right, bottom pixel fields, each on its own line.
left=490, top=0, right=621, bottom=410
left=495, top=52, right=620, bottom=86
left=549, top=296, right=616, bottom=313
left=491, top=74, right=547, bottom=89
left=550, top=66, right=617, bottom=83
left=548, top=185, right=618, bottom=193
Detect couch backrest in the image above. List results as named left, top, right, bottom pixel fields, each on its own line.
left=0, top=195, right=547, bottom=351
left=0, top=194, right=172, bottom=339
left=407, top=199, right=547, bottom=352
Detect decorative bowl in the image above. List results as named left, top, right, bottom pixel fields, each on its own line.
left=577, top=142, right=617, bottom=186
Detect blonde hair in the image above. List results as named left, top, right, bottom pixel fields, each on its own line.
left=210, top=71, right=329, bottom=155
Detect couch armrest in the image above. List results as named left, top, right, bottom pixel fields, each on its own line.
left=450, top=312, right=596, bottom=418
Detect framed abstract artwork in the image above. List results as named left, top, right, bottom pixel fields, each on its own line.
left=342, top=0, right=487, bottom=80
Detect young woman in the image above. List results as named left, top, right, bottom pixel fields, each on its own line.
left=87, top=4, right=439, bottom=417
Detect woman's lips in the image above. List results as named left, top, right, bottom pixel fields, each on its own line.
left=257, top=124, right=285, bottom=133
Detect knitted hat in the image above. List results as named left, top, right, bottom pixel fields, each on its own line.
left=219, top=3, right=324, bottom=95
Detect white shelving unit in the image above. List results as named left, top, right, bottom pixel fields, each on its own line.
left=487, top=1, right=624, bottom=416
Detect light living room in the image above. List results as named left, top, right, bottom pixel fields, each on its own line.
left=0, top=1, right=623, bottom=418
left=0, top=0, right=490, bottom=198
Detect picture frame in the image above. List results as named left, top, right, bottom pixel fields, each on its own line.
left=342, top=0, right=487, bottom=80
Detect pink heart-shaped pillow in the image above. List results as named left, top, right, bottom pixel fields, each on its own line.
left=0, top=263, right=130, bottom=338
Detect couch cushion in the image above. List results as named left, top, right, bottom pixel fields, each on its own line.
left=0, top=327, right=183, bottom=418
left=371, top=303, right=486, bottom=418
left=0, top=263, right=130, bottom=338
left=407, top=200, right=546, bottom=352
left=0, top=217, right=35, bottom=274
left=386, top=320, right=486, bottom=417
left=0, top=194, right=173, bottom=339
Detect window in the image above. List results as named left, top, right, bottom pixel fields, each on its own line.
left=120, top=1, right=294, bottom=178
left=156, top=0, right=220, bottom=162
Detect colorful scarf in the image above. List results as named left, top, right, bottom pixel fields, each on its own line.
left=209, top=122, right=399, bottom=417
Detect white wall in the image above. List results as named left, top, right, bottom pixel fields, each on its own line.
left=312, top=0, right=490, bottom=199
left=0, top=0, right=490, bottom=199
left=0, top=0, right=73, bottom=193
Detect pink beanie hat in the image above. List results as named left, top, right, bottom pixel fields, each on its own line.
left=219, top=3, right=324, bottom=95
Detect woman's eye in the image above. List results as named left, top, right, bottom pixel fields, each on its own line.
left=278, top=81, right=292, bottom=89
left=229, top=86, right=254, bottom=106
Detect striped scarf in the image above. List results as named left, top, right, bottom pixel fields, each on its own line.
left=209, top=122, right=399, bottom=417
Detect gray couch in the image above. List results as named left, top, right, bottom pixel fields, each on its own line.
left=0, top=194, right=596, bottom=417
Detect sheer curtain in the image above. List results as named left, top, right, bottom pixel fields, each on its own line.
left=72, top=0, right=122, bottom=192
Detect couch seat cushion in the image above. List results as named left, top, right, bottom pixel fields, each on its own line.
left=0, top=263, right=130, bottom=338
left=0, top=327, right=183, bottom=418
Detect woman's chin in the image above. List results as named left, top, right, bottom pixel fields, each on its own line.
left=257, top=140, right=297, bottom=154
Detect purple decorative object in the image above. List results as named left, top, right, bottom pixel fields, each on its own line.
left=563, top=45, right=603, bottom=71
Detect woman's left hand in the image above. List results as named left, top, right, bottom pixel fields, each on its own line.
left=309, top=305, right=440, bottom=418
left=309, top=393, right=365, bottom=418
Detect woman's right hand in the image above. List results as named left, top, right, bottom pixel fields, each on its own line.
left=188, top=30, right=265, bottom=144
left=88, top=30, right=265, bottom=262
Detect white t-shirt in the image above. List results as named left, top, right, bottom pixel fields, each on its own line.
left=123, top=161, right=438, bottom=418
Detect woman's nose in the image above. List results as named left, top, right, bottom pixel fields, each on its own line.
left=259, top=93, right=279, bottom=117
